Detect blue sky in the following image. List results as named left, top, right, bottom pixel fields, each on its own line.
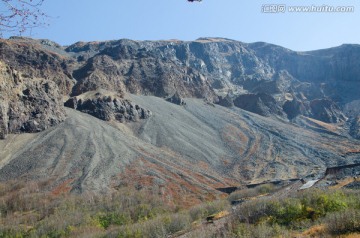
left=5, top=0, right=360, bottom=51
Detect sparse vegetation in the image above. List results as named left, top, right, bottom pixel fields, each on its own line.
left=224, top=188, right=360, bottom=237
left=0, top=181, right=359, bottom=238
left=227, top=184, right=276, bottom=202
left=324, top=209, right=360, bottom=235
left=0, top=181, right=229, bottom=238
left=189, top=200, right=229, bottom=221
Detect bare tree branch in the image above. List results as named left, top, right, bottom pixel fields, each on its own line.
left=0, top=0, right=48, bottom=37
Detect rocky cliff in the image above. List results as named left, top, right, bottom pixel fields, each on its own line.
left=2, top=37, right=359, bottom=131
left=64, top=90, right=151, bottom=122
left=0, top=61, right=66, bottom=139
left=65, top=38, right=358, bottom=129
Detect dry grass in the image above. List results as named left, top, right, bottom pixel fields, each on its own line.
left=342, top=233, right=360, bottom=238
left=330, top=177, right=358, bottom=190
left=301, top=224, right=326, bottom=237
left=304, top=116, right=339, bottom=133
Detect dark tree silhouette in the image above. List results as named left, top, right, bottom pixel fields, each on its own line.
left=0, top=0, right=47, bottom=36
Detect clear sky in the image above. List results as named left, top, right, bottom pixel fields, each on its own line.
left=4, top=0, right=360, bottom=51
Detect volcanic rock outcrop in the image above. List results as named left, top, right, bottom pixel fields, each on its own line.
left=65, top=91, right=151, bottom=122
left=310, top=99, right=346, bottom=123
left=216, top=94, right=234, bottom=108
left=0, top=38, right=75, bottom=95
left=2, top=37, right=360, bottom=130
left=233, top=93, right=285, bottom=117
left=0, top=61, right=66, bottom=139
left=63, top=38, right=359, bottom=127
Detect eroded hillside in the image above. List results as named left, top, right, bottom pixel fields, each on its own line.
left=0, top=37, right=360, bottom=204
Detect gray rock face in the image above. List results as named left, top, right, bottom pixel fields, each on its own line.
left=283, top=98, right=309, bottom=120
left=0, top=38, right=75, bottom=96
left=0, top=61, right=66, bottom=139
left=70, top=40, right=217, bottom=102
left=216, top=94, right=234, bottom=108
left=65, top=38, right=359, bottom=126
left=350, top=116, right=360, bottom=139
left=233, top=93, right=285, bottom=117
left=310, top=99, right=346, bottom=123
left=0, top=103, right=9, bottom=139
left=65, top=93, right=151, bottom=122
left=1, top=37, right=360, bottom=139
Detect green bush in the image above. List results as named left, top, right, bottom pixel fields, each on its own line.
left=235, top=190, right=350, bottom=228
left=97, top=212, right=131, bottom=228
left=299, top=190, right=348, bottom=218
left=268, top=199, right=304, bottom=226
left=0, top=228, right=28, bottom=238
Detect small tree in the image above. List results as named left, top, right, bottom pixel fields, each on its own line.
left=0, top=0, right=47, bottom=36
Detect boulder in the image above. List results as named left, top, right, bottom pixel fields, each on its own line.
left=166, top=92, right=186, bottom=105
left=65, top=93, right=151, bottom=123
left=216, top=94, right=234, bottom=108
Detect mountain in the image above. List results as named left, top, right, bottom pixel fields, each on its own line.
left=0, top=37, right=359, bottom=204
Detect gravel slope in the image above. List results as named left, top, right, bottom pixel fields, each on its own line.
left=0, top=95, right=359, bottom=204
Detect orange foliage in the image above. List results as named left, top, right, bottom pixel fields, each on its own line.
left=51, top=179, right=75, bottom=196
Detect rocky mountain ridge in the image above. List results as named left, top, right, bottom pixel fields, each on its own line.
left=1, top=37, right=360, bottom=131
left=62, top=37, right=359, bottom=127
left=0, top=37, right=360, bottom=200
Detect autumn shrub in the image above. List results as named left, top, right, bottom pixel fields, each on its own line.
left=227, top=188, right=259, bottom=202
left=256, top=184, right=276, bottom=194
left=234, top=189, right=351, bottom=229
left=227, top=184, right=276, bottom=203
left=0, top=182, right=175, bottom=237
left=227, top=221, right=291, bottom=238
left=109, top=213, right=191, bottom=238
left=189, top=199, right=229, bottom=221
left=163, top=213, right=191, bottom=234
left=324, top=209, right=360, bottom=235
